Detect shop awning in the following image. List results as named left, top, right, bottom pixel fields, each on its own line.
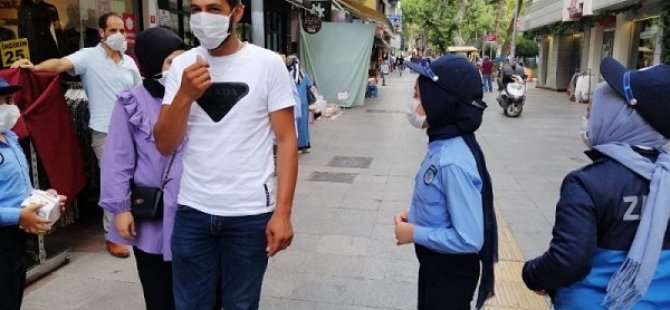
left=334, top=0, right=394, bottom=31
left=447, top=46, right=478, bottom=53
left=283, top=0, right=309, bottom=10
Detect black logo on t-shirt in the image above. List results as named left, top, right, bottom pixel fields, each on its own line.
left=196, top=82, right=250, bottom=122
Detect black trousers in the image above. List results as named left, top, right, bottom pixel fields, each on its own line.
left=415, top=245, right=480, bottom=310
left=133, top=247, right=175, bottom=310
left=0, top=226, right=28, bottom=310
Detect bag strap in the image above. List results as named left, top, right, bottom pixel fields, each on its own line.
left=161, top=152, right=176, bottom=189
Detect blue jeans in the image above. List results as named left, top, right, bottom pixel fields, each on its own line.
left=482, top=75, right=493, bottom=92
left=171, top=205, right=271, bottom=310
left=367, top=85, right=378, bottom=98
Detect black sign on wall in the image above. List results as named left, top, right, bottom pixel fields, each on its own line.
left=302, top=13, right=322, bottom=34
left=308, top=0, right=331, bottom=22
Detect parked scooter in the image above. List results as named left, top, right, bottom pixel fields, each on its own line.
left=497, top=74, right=527, bottom=117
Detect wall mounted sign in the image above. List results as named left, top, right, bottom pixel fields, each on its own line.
left=303, top=13, right=322, bottom=34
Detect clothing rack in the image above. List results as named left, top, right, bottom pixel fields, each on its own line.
left=64, top=83, right=98, bottom=189
left=26, top=81, right=91, bottom=283
left=26, top=140, right=70, bottom=284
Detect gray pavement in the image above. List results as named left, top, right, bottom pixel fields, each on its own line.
left=22, top=70, right=589, bottom=309
left=477, top=79, right=589, bottom=259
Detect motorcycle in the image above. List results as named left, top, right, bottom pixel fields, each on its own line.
left=496, top=74, right=527, bottom=117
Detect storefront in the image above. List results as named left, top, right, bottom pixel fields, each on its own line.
left=264, top=0, right=292, bottom=54
left=155, top=0, right=253, bottom=46
left=630, top=17, right=662, bottom=69
left=601, top=25, right=615, bottom=60
left=0, top=0, right=140, bottom=67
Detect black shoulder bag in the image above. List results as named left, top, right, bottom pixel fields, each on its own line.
left=130, top=153, right=176, bottom=220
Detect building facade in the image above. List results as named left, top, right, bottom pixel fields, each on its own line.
left=521, top=0, right=664, bottom=91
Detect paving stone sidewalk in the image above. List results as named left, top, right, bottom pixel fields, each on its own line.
left=22, top=71, right=589, bottom=309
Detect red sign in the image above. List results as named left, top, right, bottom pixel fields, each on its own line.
left=484, top=34, right=497, bottom=42
left=150, top=15, right=156, bottom=25
left=568, top=0, right=583, bottom=19
left=123, top=13, right=136, bottom=45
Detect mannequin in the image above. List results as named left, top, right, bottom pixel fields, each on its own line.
left=18, top=0, right=63, bottom=64
left=60, top=4, right=81, bottom=57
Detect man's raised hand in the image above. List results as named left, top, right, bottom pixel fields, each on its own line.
left=179, top=55, right=211, bottom=102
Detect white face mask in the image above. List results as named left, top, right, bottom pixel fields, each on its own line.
left=0, top=104, right=20, bottom=133
left=190, top=12, right=232, bottom=50
left=580, top=116, right=591, bottom=148
left=406, top=99, right=426, bottom=129
left=105, top=32, right=127, bottom=53
left=156, top=71, right=169, bottom=86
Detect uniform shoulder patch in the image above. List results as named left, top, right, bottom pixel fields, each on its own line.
left=423, top=165, right=437, bottom=185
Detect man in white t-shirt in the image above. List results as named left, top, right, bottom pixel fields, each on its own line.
left=153, top=0, right=298, bottom=309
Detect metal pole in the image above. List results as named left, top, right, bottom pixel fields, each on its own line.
left=510, top=0, right=520, bottom=61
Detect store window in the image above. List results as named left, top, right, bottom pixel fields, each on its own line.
left=630, top=17, right=661, bottom=69
left=601, top=28, right=614, bottom=60
left=237, top=0, right=252, bottom=43
left=0, top=0, right=139, bottom=67
left=264, top=0, right=289, bottom=54
left=157, top=0, right=251, bottom=46
left=157, top=0, right=195, bottom=46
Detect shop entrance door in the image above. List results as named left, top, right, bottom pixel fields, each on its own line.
left=569, top=34, right=583, bottom=76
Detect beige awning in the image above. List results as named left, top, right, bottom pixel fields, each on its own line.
left=334, top=0, right=394, bottom=31
left=447, top=46, right=478, bottom=53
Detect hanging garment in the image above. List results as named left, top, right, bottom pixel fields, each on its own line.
left=0, top=68, right=86, bottom=202
left=17, top=0, right=62, bottom=64
left=64, top=86, right=99, bottom=188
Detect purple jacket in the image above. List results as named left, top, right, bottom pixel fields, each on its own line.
left=99, top=86, right=184, bottom=260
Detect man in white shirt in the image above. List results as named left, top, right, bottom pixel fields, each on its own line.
left=11, top=13, right=141, bottom=259
left=153, top=0, right=298, bottom=309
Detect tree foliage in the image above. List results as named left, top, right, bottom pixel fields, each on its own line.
left=515, top=38, right=538, bottom=58
left=660, top=0, right=670, bottom=64
left=402, top=0, right=505, bottom=53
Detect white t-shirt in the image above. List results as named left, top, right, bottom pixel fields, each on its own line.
left=66, top=44, right=141, bottom=133
left=163, top=43, right=297, bottom=216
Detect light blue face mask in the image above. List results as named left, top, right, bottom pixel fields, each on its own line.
left=0, top=103, right=20, bottom=133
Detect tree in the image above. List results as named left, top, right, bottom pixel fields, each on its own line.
left=402, top=0, right=454, bottom=52
left=515, top=38, right=538, bottom=58
left=662, top=0, right=670, bottom=64
left=402, top=0, right=496, bottom=53
left=451, top=0, right=468, bottom=46
left=502, top=0, right=526, bottom=54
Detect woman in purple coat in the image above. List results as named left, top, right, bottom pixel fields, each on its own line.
left=99, top=27, right=187, bottom=310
